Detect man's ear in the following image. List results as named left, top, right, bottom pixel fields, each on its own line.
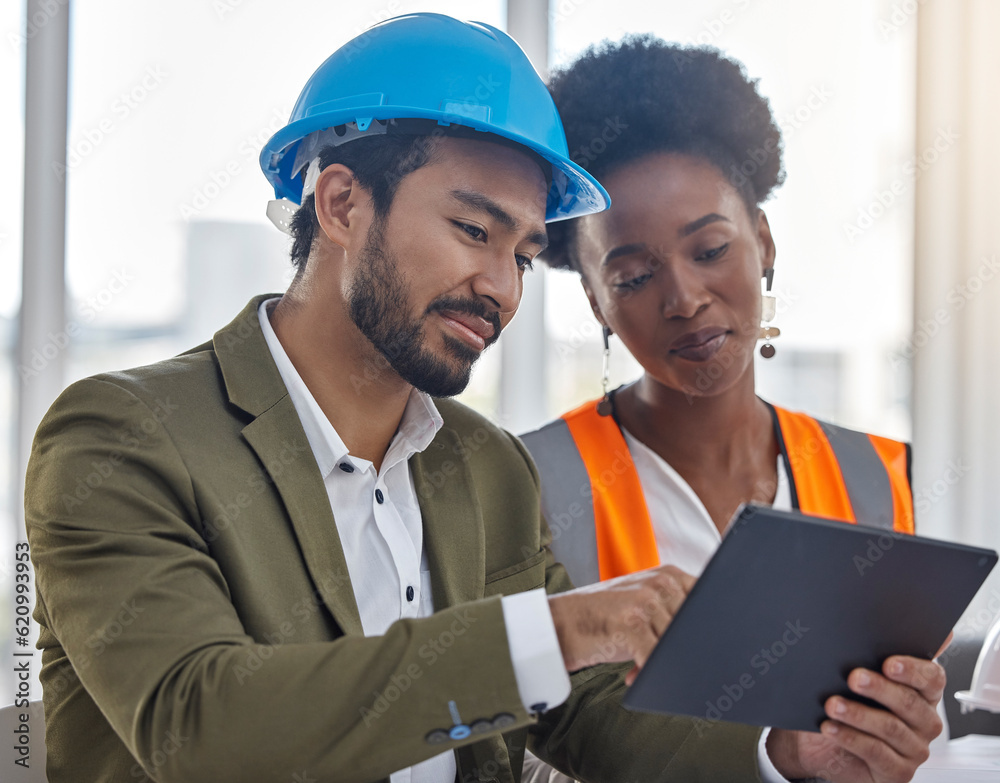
left=313, top=164, right=368, bottom=251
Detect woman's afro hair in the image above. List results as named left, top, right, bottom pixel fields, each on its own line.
left=545, top=35, right=785, bottom=271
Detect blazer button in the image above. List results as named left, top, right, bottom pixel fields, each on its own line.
left=491, top=713, right=516, bottom=730
left=448, top=724, right=471, bottom=740
left=469, top=719, right=493, bottom=735
left=425, top=729, right=450, bottom=744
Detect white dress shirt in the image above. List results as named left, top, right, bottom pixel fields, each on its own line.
left=623, top=427, right=793, bottom=783
left=258, top=300, right=569, bottom=783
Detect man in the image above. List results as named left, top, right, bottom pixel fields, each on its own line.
left=25, top=13, right=943, bottom=783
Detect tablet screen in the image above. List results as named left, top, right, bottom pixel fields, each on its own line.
left=624, top=505, right=998, bottom=732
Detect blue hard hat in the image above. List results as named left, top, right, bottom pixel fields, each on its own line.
left=259, top=12, right=609, bottom=223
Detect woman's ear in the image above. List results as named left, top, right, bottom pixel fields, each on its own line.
left=312, top=164, right=367, bottom=251
left=756, top=209, right=777, bottom=273
left=580, top=275, right=611, bottom=332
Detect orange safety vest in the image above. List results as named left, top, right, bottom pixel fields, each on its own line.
left=521, top=398, right=914, bottom=584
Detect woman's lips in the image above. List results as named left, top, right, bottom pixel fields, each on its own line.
left=669, top=328, right=729, bottom=362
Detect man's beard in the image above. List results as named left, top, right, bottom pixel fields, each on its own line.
left=347, top=222, right=501, bottom=397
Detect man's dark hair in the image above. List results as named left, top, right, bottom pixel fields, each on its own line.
left=287, top=122, right=553, bottom=270
left=288, top=130, right=438, bottom=270
left=543, top=36, right=785, bottom=272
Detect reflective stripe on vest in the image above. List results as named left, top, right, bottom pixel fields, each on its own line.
left=773, top=407, right=914, bottom=534
left=520, top=417, right=603, bottom=585
left=521, top=399, right=913, bottom=587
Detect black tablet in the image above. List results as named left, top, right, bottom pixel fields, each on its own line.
left=623, top=505, right=998, bottom=732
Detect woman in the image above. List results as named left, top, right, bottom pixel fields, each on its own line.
left=520, top=36, right=929, bottom=783
left=523, top=36, right=912, bottom=587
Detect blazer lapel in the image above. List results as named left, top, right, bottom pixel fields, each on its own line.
left=412, top=426, right=486, bottom=611
left=213, top=296, right=364, bottom=637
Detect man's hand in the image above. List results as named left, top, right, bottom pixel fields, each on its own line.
left=767, top=652, right=947, bottom=783
left=547, top=564, right=695, bottom=683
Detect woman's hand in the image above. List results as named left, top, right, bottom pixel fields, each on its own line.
left=766, top=652, right=947, bottom=783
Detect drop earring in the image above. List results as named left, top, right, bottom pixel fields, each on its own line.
left=597, top=326, right=614, bottom=416
left=759, top=268, right=780, bottom=359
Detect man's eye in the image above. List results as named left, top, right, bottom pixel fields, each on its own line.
left=455, top=222, right=486, bottom=241
left=516, top=255, right=534, bottom=271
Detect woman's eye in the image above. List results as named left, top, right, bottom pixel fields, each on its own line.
left=613, top=272, right=652, bottom=292
left=696, top=243, right=729, bottom=262
left=516, top=255, right=534, bottom=271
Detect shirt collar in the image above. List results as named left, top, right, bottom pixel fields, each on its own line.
left=257, top=298, right=443, bottom=476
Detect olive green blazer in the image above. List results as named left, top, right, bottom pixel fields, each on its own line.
left=25, top=296, right=763, bottom=782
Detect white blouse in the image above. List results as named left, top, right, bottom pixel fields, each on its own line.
left=622, top=427, right=792, bottom=576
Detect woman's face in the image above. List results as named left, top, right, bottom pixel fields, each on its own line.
left=576, top=152, right=775, bottom=400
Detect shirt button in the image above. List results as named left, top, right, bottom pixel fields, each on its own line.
left=375, top=489, right=384, bottom=504
left=406, top=585, right=415, bottom=602
left=338, top=463, right=355, bottom=473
